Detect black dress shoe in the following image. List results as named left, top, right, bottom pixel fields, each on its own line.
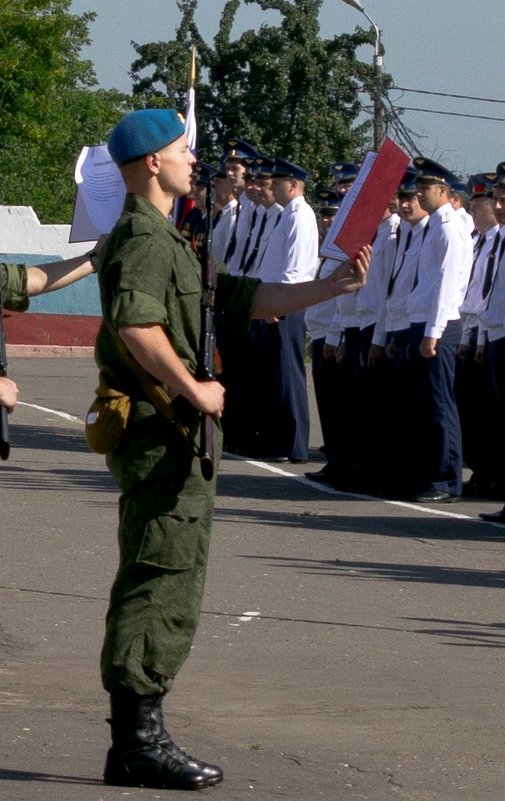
left=479, top=509, right=505, bottom=524
left=290, top=457, right=308, bottom=464
left=305, top=469, right=332, bottom=483
left=410, top=489, right=460, bottom=503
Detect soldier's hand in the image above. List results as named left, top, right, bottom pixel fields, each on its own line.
left=0, top=377, right=19, bottom=413
left=328, top=245, right=372, bottom=295
left=193, top=379, right=226, bottom=418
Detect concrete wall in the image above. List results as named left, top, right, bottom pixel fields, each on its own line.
left=0, top=206, right=101, bottom=315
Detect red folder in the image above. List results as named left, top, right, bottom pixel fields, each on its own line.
left=334, top=138, right=409, bottom=258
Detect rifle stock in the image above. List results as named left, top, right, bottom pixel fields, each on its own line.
left=0, top=287, right=10, bottom=460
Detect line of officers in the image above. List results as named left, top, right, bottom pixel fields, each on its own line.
left=180, top=140, right=505, bottom=509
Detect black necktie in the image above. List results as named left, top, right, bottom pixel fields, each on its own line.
left=213, top=209, right=222, bottom=229
left=482, top=231, right=502, bottom=299
left=462, top=233, right=485, bottom=298
left=238, top=208, right=258, bottom=273
left=387, top=229, right=412, bottom=297
left=243, top=210, right=268, bottom=274
left=224, top=203, right=240, bottom=264
left=411, top=220, right=430, bottom=291
left=254, top=210, right=283, bottom=274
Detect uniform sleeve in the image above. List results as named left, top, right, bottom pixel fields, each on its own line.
left=0, top=263, right=29, bottom=311
left=111, top=289, right=168, bottom=329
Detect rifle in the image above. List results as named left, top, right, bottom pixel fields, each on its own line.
left=0, top=286, right=10, bottom=460
left=198, top=183, right=218, bottom=481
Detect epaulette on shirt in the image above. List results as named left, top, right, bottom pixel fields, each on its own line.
left=130, top=215, right=154, bottom=237
left=440, top=207, right=452, bottom=224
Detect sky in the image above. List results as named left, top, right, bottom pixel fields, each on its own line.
left=70, top=0, right=505, bottom=177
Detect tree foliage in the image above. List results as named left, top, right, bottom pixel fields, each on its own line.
left=130, top=0, right=383, bottom=185
left=0, top=0, right=131, bottom=223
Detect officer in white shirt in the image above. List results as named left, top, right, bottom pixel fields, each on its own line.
left=368, top=167, right=429, bottom=498
left=246, top=156, right=294, bottom=457
left=218, top=137, right=259, bottom=453
left=221, top=138, right=258, bottom=273
left=211, top=158, right=238, bottom=263
left=305, top=189, right=346, bottom=484
left=455, top=172, right=500, bottom=497
left=477, top=164, right=505, bottom=522
left=450, top=181, right=476, bottom=234
left=407, top=157, right=473, bottom=503
left=259, top=156, right=319, bottom=462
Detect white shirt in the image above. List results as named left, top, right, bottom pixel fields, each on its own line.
left=373, top=217, right=429, bottom=346
left=211, top=198, right=238, bottom=263
left=260, top=195, right=319, bottom=283
left=478, top=226, right=505, bottom=343
left=407, top=202, right=473, bottom=338
left=226, top=193, right=256, bottom=275
left=455, top=206, right=475, bottom=234
left=357, top=213, right=400, bottom=329
left=305, top=257, right=340, bottom=341
left=459, top=224, right=500, bottom=345
left=247, top=203, right=283, bottom=279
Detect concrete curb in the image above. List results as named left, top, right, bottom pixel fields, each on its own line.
left=7, top=344, right=95, bottom=358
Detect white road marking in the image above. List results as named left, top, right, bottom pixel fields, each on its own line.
left=18, top=401, right=83, bottom=424
left=237, top=456, right=483, bottom=523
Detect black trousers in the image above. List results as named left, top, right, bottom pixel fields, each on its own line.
left=408, top=320, right=463, bottom=495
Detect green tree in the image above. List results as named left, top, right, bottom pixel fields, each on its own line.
left=0, top=0, right=131, bottom=222
left=130, top=0, right=385, bottom=184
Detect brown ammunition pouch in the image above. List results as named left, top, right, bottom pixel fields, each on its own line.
left=85, top=373, right=131, bottom=454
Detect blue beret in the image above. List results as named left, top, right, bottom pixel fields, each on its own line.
left=413, top=157, right=456, bottom=187
left=272, top=157, right=310, bottom=182
left=108, top=109, right=185, bottom=166
left=398, top=166, right=418, bottom=195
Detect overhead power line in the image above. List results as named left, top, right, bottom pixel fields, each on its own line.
left=391, top=86, right=505, bottom=105
left=398, top=106, right=505, bottom=123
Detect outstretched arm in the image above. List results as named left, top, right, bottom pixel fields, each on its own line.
left=26, top=235, right=106, bottom=296
left=250, top=245, right=371, bottom=320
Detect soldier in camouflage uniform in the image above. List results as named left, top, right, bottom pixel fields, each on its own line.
left=96, top=108, right=371, bottom=791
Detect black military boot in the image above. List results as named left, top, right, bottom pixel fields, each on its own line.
left=150, top=694, right=224, bottom=786
left=104, top=691, right=211, bottom=790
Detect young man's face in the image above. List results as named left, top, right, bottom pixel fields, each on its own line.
left=271, top=177, right=295, bottom=207
left=471, top=196, right=497, bottom=232
left=155, top=135, right=195, bottom=198
left=226, top=158, right=246, bottom=196
left=400, top=193, right=427, bottom=226
left=255, top=177, right=276, bottom=207
left=492, top=187, right=505, bottom=226
left=416, top=182, right=447, bottom=214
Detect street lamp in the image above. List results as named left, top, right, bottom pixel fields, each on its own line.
left=341, top=0, right=385, bottom=150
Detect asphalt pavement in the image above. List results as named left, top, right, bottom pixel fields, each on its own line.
left=1, top=356, right=504, bottom=801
